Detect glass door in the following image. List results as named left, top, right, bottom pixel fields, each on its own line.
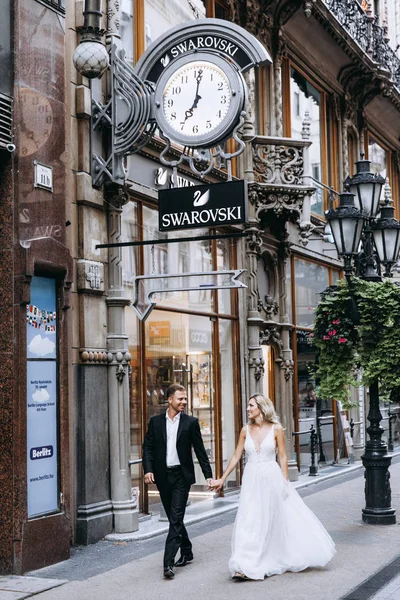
left=144, top=310, right=215, bottom=512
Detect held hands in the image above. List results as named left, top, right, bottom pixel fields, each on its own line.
left=208, top=478, right=224, bottom=492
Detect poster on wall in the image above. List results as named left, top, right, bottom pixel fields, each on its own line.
left=26, top=275, right=58, bottom=517
left=26, top=277, right=57, bottom=360
left=27, top=361, right=58, bottom=516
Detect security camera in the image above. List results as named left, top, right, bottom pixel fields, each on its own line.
left=6, top=143, right=16, bottom=153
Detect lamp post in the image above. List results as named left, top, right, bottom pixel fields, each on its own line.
left=325, top=155, right=399, bottom=525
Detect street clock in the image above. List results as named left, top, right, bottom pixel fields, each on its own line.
left=134, top=18, right=272, bottom=154
left=85, top=18, right=272, bottom=185
left=154, top=53, right=246, bottom=148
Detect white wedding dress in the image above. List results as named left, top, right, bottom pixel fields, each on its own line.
left=229, top=425, right=336, bottom=580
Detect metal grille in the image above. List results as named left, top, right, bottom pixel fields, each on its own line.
left=0, top=93, right=13, bottom=150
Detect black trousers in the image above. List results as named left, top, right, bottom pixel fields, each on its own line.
left=159, top=467, right=192, bottom=568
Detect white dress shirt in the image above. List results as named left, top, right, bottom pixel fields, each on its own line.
left=166, top=411, right=181, bottom=467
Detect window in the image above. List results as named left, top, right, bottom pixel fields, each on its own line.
left=144, top=0, right=205, bottom=49
left=289, top=67, right=325, bottom=217
left=290, top=256, right=342, bottom=469
left=120, top=0, right=135, bottom=66
left=294, top=91, right=300, bottom=117
left=38, top=0, right=65, bottom=14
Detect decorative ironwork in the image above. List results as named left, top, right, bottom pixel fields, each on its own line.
left=323, top=0, right=400, bottom=91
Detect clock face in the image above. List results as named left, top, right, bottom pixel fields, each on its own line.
left=154, top=53, right=245, bottom=148
left=19, top=88, right=53, bottom=157
left=163, top=61, right=232, bottom=138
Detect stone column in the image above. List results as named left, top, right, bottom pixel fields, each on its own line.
left=106, top=184, right=138, bottom=533
left=245, top=229, right=265, bottom=396
left=277, top=244, right=298, bottom=481
left=273, top=53, right=283, bottom=137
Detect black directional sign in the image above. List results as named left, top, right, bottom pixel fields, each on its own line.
left=158, top=179, right=247, bottom=232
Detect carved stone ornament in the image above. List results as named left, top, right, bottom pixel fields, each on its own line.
left=250, top=186, right=306, bottom=223
left=105, top=182, right=129, bottom=211
left=278, top=357, right=295, bottom=381
left=77, top=260, right=105, bottom=293
left=249, top=136, right=314, bottom=223
left=258, top=294, right=279, bottom=319
left=116, top=364, right=126, bottom=382
left=248, top=356, right=265, bottom=380
left=260, top=322, right=283, bottom=356
left=80, top=349, right=109, bottom=363
left=246, top=228, right=263, bottom=256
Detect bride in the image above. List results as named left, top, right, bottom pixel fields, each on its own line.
left=211, top=394, right=336, bottom=581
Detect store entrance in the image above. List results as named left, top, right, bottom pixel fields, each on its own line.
left=145, top=311, right=215, bottom=513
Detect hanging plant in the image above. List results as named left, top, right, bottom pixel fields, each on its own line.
left=313, top=277, right=400, bottom=407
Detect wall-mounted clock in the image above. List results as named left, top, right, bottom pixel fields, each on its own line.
left=19, top=87, right=53, bottom=157
left=154, top=53, right=246, bottom=148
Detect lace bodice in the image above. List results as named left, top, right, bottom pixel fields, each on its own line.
left=245, top=424, right=277, bottom=463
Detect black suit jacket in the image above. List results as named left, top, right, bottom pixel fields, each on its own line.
left=142, top=412, right=213, bottom=489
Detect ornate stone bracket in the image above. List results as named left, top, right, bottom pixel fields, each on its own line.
left=249, top=135, right=315, bottom=224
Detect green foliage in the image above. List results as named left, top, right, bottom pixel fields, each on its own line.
left=313, top=277, right=400, bottom=407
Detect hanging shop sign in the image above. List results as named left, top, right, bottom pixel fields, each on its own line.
left=158, top=179, right=247, bottom=232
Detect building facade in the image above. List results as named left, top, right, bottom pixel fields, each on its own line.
left=0, top=0, right=399, bottom=574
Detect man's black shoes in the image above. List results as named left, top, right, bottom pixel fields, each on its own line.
left=175, top=552, right=194, bottom=567
left=163, top=566, right=175, bottom=579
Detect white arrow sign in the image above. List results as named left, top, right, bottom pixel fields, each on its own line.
left=131, top=269, right=247, bottom=321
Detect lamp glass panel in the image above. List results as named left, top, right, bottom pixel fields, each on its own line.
left=351, top=182, right=376, bottom=216
left=375, top=228, right=400, bottom=264
left=329, top=218, right=345, bottom=254
left=372, top=229, right=385, bottom=262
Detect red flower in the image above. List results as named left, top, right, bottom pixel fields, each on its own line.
left=332, top=319, right=340, bottom=325
left=338, top=338, right=347, bottom=344
left=323, top=335, right=330, bottom=340
left=328, top=330, right=337, bottom=336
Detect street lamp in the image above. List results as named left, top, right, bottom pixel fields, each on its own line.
left=325, top=156, right=399, bottom=525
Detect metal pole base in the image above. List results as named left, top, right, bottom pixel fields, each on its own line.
left=362, top=507, right=396, bottom=525
left=309, top=465, right=318, bottom=476
left=361, top=450, right=396, bottom=525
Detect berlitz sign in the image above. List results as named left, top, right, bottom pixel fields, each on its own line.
left=158, top=180, right=247, bottom=232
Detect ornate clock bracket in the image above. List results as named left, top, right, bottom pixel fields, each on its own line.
left=74, top=18, right=272, bottom=187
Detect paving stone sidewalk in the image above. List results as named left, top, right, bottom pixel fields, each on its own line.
left=2, top=458, right=400, bottom=600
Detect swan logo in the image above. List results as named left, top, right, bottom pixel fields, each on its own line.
left=193, top=189, right=210, bottom=207
left=160, top=54, right=170, bottom=67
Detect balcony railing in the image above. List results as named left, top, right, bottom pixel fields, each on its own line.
left=323, top=0, right=400, bottom=90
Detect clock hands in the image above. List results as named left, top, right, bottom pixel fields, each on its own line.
left=180, top=69, right=203, bottom=130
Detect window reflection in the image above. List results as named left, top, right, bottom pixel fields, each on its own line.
left=142, top=205, right=213, bottom=312
left=144, top=0, right=206, bottom=49
left=368, top=137, right=387, bottom=176
left=121, top=0, right=134, bottom=66
left=294, top=259, right=329, bottom=327
left=290, top=68, right=323, bottom=216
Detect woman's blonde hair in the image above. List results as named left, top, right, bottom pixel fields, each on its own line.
left=248, top=394, right=280, bottom=424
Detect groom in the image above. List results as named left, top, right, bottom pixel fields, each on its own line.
left=142, top=383, right=213, bottom=579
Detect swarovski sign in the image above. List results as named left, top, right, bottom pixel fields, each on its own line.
left=158, top=180, right=247, bottom=232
